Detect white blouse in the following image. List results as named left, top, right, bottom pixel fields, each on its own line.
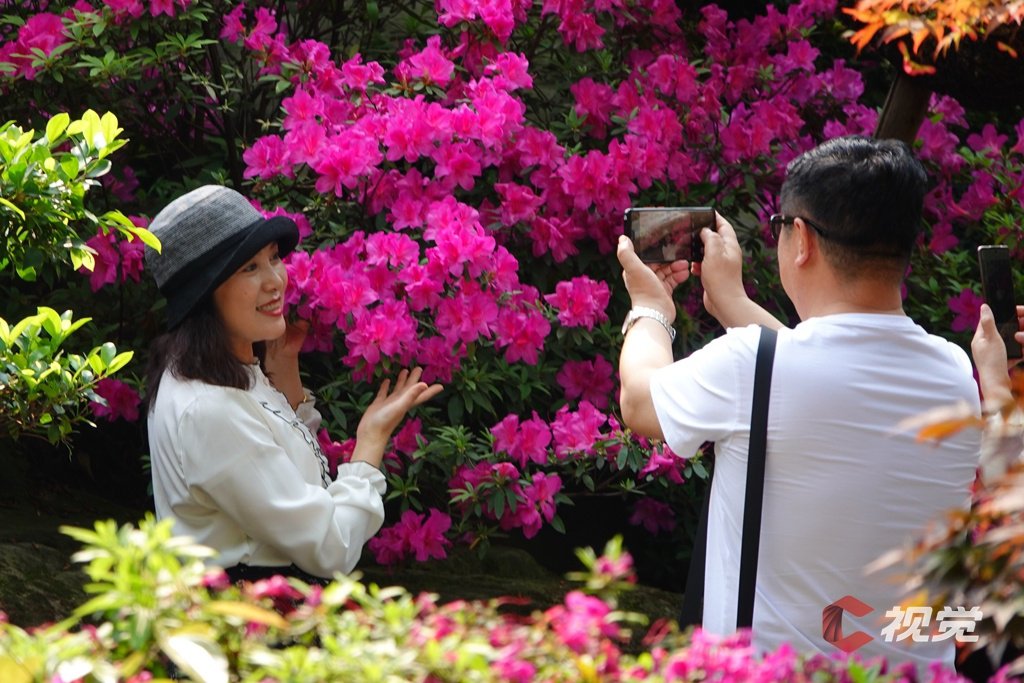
left=148, top=364, right=386, bottom=577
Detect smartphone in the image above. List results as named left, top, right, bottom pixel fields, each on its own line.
left=624, top=207, right=715, bottom=263
left=978, top=245, right=1022, bottom=360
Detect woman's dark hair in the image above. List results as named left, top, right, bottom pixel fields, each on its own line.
left=145, top=299, right=266, bottom=411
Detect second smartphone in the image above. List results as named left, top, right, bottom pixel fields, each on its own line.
left=978, top=244, right=1022, bottom=361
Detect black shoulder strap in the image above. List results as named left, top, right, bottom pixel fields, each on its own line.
left=678, top=325, right=777, bottom=630
left=736, top=325, right=777, bottom=628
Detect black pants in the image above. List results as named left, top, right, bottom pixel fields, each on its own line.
left=224, top=563, right=332, bottom=587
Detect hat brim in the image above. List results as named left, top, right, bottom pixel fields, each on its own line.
left=164, top=215, right=299, bottom=330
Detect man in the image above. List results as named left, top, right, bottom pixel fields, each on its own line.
left=618, top=136, right=981, bottom=668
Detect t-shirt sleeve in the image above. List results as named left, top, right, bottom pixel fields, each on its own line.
left=649, top=325, right=759, bottom=458
left=177, top=391, right=385, bottom=577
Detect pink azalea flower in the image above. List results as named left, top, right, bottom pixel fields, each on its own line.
left=415, top=336, right=465, bottom=384
left=119, top=236, right=146, bottom=284
left=149, top=0, right=190, bottom=18
left=220, top=4, right=245, bottom=41
left=948, top=288, right=983, bottom=333
left=638, top=444, right=686, bottom=484
left=102, top=166, right=140, bottom=203
left=500, top=471, right=561, bottom=538
left=494, top=182, right=542, bottom=226
left=7, top=13, right=68, bottom=78
left=317, top=429, right=355, bottom=479
left=104, top=0, right=145, bottom=20
left=432, top=141, right=482, bottom=191
left=928, top=221, right=959, bottom=255
left=494, top=301, right=550, bottom=365
left=437, top=281, right=499, bottom=344
left=340, top=53, right=386, bottom=90
left=544, top=276, right=611, bottom=330
left=551, top=401, right=607, bottom=458
left=628, top=497, right=677, bottom=535
left=343, top=301, right=417, bottom=373
left=243, top=7, right=278, bottom=52
left=546, top=591, right=619, bottom=654
left=528, top=215, right=584, bottom=262
left=392, top=418, right=423, bottom=456
left=571, top=77, right=615, bottom=137
left=369, top=508, right=452, bottom=564
left=486, top=51, right=533, bottom=90
left=556, top=356, right=614, bottom=408
left=243, top=135, right=292, bottom=180
left=956, top=174, right=997, bottom=220
left=491, top=412, right=552, bottom=468
left=89, top=378, right=141, bottom=422
left=312, top=130, right=384, bottom=196
left=399, top=34, right=454, bottom=86
left=967, top=123, right=1008, bottom=158
left=80, top=230, right=120, bottom=292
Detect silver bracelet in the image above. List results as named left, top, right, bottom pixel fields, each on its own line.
left=621, top=306, right=676, bottom=341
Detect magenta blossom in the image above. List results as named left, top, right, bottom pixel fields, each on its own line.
left=490, top=411, right=552, bottom=468
left=546, top=590, right=620, bottom=654
left=628, top=498, right=677, bottom=535
left=368, top=508, right=452, bottom=564
left=551, top=401, right=607, bottom=459
left=89, top=378, right=141, bottom=422
left=544, top=276, right=611, bottom=330
left=499, top=472, right=562, bottom=538
left=948, top=288, right=983, bottom=333
left=556, top=355, right=615, bottom=408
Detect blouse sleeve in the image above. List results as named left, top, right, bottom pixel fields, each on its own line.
left=177, top=390, right=385, bottom=577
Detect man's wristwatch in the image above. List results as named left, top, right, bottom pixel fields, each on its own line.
left=621, top=306, right=676, bottom=342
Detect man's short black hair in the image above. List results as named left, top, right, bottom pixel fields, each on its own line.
left=779, top=135, right=928, bottom=281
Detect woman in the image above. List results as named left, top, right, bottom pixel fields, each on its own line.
left=143, top=185, right=442, bottom=583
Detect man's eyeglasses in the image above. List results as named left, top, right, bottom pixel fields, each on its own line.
left=768, top=214, right=833, bottom=242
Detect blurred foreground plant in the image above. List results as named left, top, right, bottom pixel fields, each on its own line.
left=0, top=517, right=978, bottom=682
left=891, top=370, right=1024, bottom=675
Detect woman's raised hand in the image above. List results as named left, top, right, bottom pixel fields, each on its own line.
left=351, top=367, right=444, bottom=467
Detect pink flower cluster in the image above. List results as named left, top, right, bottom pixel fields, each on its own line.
left=448, top=460, right=562, bottom=539
left=0, top=12, right=67, bottom=79
left=89, top=377, right=141, bottom=422
left=78, top=225, right=147, bottom=292
left=367, top=508, right=452, bottom=564
left=436, top=0, right=682, bottom=51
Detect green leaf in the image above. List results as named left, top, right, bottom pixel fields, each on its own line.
left=0, top=197, right=25, bottom=220
left=125, top=224, right=161, bottom=252
left=45, top=113, right=70, bottom=142
left=106, top=350, right=133, bottom=374
left=60, top=154, right=80, bottom=179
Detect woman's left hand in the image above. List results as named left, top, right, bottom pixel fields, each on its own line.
left=264, top=320, right=309, bottom=408
left=352, top=367, right=444, bottom=467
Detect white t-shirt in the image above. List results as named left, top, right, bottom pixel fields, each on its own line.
left=651, top=314, right=981, bottom=668
left=148, top=364, right=386, bottom=578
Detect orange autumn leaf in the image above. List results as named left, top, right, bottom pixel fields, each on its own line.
left=895, top=400, right=985, bottom=442
left=845, top=0, right=1024, bottom=61
left=899, top=42, right=939, bottom=74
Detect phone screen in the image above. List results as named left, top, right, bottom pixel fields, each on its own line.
left=978, top=245, right=1022, bottom=360
left=624, top=207, right=715, bottom=263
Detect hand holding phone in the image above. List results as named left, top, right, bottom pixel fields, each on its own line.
left=977, top=245, right=1022, bottom=361
left=624, top=207, right=715, bottom=264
